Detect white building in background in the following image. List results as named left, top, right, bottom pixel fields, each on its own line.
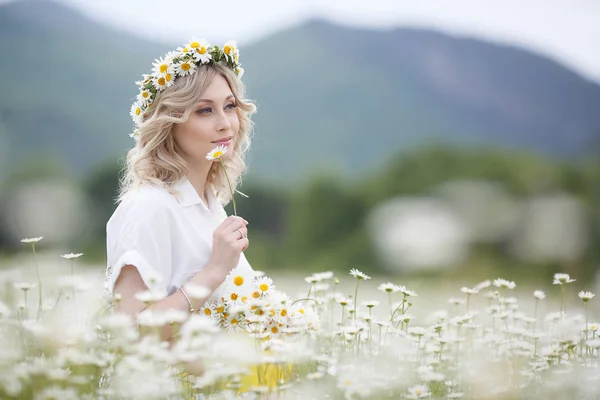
left=367, top=197, right=470, bottom=273
left=433, top=180, right=520, bottom=244
left=508, top=193, right=587, bottom=264
left=1, top=180, right=90, bottom=246
left=367, top=180, right=589, bottom=273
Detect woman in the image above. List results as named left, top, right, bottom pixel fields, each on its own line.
left=104, top=40, right=256, bottom=342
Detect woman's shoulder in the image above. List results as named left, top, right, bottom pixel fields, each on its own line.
left=107, top=183, right=177, bottom=229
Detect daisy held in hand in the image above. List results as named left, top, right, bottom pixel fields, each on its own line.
left=206, top=145, right=238, bottom=216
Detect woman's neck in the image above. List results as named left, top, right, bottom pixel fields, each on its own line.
left=184, top=159, right=213, bottom=206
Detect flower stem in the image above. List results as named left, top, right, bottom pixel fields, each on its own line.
left=31, top=244, right=42, bottom=321
left=219, top=159, right=237, bottom=216
left=353, top=280, right=360, bottom=324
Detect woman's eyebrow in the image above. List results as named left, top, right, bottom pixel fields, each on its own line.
left=197, top=94, right=234, bottom=103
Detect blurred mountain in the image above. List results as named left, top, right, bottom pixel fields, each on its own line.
left=1, top=0, right=599, bottom=182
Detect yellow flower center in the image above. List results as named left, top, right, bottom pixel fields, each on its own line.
left=190, top=41, right=200, bottom=48
left=182, top=47, right=189, bottom=52
left=231, top=319, right=239, bottom=325
left=216, top=306, right=225, bottom=313
left=181, top=63, right=190, bottom=71
left=259, top=283, right=269, bottom=292
left=159, top=64, right=168, bottom=73
left=213, top=151, right=223, bottom=158
left=230, top=293, right=238, bottom=301
left=415, top=389, right=421, bottom=395
left=142, top=92, right=149, bottom=98
left=224, top=45, right=232, bottom=55
left=204, top=308, right=211, bottom=316
left=165, top=73, right=173, bottom=82
left=135, top=108, right=141, bottom=116
left=233, top=276, right=244, bottom=286
left=157, top=77, right=166, bottom=86
left=299, top=308, right=305, bottom=314
left=241, top=296, right=248, bottom=303
left=280, top=309, right=287, bottom=317
left=256, top=309, right=264, bottom=316
left=252, top=291, right=261, bottom=299
left=271, top=326, right=279, bottom=334
left=199, top=46, right=206, bottom=54
left=269, top=309, right=275, bottom=317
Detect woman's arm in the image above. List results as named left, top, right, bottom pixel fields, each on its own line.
left=114, top=261, right=227, bottom=341
left=112, top=214, right=248, bottom=342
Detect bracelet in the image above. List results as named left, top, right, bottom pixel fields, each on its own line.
left=179, top=287, right=195, bottom=313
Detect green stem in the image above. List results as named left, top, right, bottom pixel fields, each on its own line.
left=219, top=159, right=237, bottom=216
left=32, top=244, right=42, bottom=321
left=353, top=280, right=360, bottom=324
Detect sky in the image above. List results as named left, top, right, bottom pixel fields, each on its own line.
left=4, top=0, right=600, bottom=83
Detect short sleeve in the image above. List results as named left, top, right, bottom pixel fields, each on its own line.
left=105, top=190, right=174, bottom=296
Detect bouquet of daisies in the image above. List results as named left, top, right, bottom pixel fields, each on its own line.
left=200, top=269, right=320, bottom=340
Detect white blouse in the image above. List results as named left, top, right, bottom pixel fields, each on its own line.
left=104, top=177, right=255, bottom=300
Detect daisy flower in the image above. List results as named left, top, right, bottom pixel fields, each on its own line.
left=137, top=89, right=152, bottom=105
left=152, top=74, right=173, bottom=90
left=152, top=56, right=174, bottom=77
left=579, top=291, right=595, bottom=302
left=349, top=268, right=370, bottom=280
left=553, top=273, right=576, bottom=285
left=184, top=38, right=211, bottom=63
left=361, top=300, right=380, bottom=308
left=223, top=40, right=238, bottom=61
left=60, top=253, right=83, bottom=260
left=174, top=58, right=196, bottom=77
left=407, top=384, right=430, bottom=399
left=232, top=275, right=245, bottom=287
left=255, top=277, right=275, bottom=294
left=493, top=278, right=516, bottom=289
left=130, top=102, right=144, bottom=125
left=378, top=282, right=400, bottom=293
left=21, top=237, right=43, bottom=243
left=205, top=145, right=228, bottom=161
left=130, top=128, right=141, bottom=140
left=399, top=286, right=418, bottom=297
left=235, top=65, right=244, bottom=77
left=461, top=287, right=478, bottom=295
left=14, top=282, right=36, bottom=291
left=533, top=290, right=546, bottom=300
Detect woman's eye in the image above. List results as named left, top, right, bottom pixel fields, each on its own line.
left=226, top=103, right=237, bottom=110
left=196, top=107, right=211, bottom=114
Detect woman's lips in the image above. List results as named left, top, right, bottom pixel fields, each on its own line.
left=212, top=137, right=232, bottom=145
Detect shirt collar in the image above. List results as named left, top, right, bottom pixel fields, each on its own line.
left=172, top=177, right=217, bottom=212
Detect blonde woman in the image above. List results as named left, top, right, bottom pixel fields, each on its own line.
left=104, top=41, right=255, bottom=343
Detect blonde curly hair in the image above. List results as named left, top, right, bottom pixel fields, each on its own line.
left=118, top=63, right=256, bottom=206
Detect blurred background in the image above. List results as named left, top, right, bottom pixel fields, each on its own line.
left=0, top=0, right=598, bottom=289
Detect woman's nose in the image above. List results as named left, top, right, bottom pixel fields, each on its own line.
left=216, top=112, right=232, bottom=132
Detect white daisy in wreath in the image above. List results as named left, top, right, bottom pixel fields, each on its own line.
left=187, top=38, right=212, bottom=64
left=137, top=89, right=152, bottom=105
left=152, top=56, right=174, bottom=77
left=175, top=58, right=196, bottom=77
left=223, top=40, right=239, bottom=62
left=152, top=74, right=173, bottom=90
left=130, top=102, right=144, bottom=125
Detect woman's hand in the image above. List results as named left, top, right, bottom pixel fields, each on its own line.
left=208, top=216, right=249, bottom=276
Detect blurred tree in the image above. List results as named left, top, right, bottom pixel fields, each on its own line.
left=81, top=159, right=121, bottom=258
left=285, top=173, right=370, bottom=271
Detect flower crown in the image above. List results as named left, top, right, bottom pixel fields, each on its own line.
left=129, top=39, right=243, bottom=139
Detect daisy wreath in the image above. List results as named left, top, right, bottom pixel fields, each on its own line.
left=129, top=39, right=243, bottom=139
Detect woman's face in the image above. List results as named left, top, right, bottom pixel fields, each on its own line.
left=172, top=74, right=240, bottom=163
